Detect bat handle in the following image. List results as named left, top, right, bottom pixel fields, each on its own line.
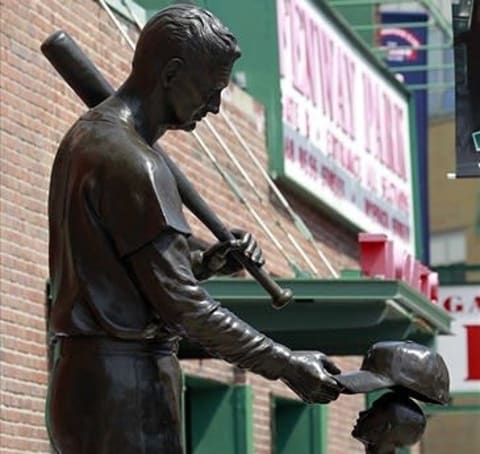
left=232, top=252, right=293, bottom=309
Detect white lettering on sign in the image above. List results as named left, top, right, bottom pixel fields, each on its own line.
left=277, top=0, right=415, bottom=253
left=437, top=286, right=480, bottom=392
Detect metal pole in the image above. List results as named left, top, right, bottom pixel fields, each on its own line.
left=353, top=20, right=435, bottom=31
left=330, top=0, right=413, bottom=5
left=388, top=63, right=454, bottom=73
left=98, top=0, right=136, bottom=49
left=419, top=0, right=454, bottom=42
left=191, top=130, right=301, bottom=270
left=407, top=81, right=455, bottom=90
left=328, top=0, right=453, bottom=41
left=220, top=111, right=339, bottom=278
left=204, top=119, right=319, bottom=274
left=374, top=43, right=453, bottom=53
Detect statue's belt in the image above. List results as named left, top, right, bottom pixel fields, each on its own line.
left=52, top=335, right=179, bottom=361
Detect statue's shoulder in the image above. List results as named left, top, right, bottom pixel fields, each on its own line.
left=67, top=108, right=160, bottom=175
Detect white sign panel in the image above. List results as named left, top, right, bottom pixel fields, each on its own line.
left=437, top=286, right=480, bottom=393
left=276, top=0, right=415, bottom=253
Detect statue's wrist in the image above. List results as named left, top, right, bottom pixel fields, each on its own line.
left=271, top=343, right=293, bottom=380
left=191, top=250, right=212, bottom=281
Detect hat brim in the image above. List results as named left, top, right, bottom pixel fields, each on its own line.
left=335, top=371, right=394, bottom=394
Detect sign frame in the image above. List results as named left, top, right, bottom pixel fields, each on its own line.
left=271, top=0, right=423, bottom=258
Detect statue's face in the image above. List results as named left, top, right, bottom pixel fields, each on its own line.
left=166, top=58, right=232, bottom=131
left=352, top=407, right=391, bottom=445
left=352, top=396, right=424, bottom=449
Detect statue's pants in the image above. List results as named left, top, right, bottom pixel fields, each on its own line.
left=46, top=337, right=183, bottom=454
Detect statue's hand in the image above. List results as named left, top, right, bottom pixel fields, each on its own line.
left=282, top=351, right=341, bottom=404
left=202, top=229, right=265, bottom=275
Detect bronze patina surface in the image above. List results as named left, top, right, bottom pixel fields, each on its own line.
left=352, top=392, right=426, bottom=454
left=335, top=340, right=450, bottom=404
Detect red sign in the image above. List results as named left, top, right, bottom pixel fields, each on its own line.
left=358, top=233, right=438, bottom=302
left=465, top=325, right=480, bottom=380
left=438, top=287, right=480, bottom=391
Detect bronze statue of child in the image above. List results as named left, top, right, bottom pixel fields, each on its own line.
left=353, top=392, right=426, bottom=454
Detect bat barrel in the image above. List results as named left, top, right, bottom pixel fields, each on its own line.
left=41, top=30, right=114, bottom=107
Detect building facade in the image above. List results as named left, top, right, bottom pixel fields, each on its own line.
left=424, top=116, right=480, bottom=454
left=0, top=1, right=452, bottom=453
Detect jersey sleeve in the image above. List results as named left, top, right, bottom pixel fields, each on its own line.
left=126, top=230, right=292, bottom=381
left=98, top=149, right=191, bottom=257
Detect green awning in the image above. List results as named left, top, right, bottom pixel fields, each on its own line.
left=178, top=278, right=451, bottom=358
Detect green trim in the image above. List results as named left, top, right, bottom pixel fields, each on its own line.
left=330, top=0, right=453, bottom=40
left=328, top=0, right=376, bottom=49
left=178, top=277, right=451, bottom=358
left=319, top=403, right=328, bottom=454
left=374, top=43, right=453, bottom=54
left=422, top=0, right=453, bottom=41
left=181, top=370, right=186, bottom=451
left=310, top=404, right=328, bottom=454
left=365, top=390, right=388, bottom=409
left=399, top=64, right=454, bottom=73
left=309, top=0, right=409, bottom=96
left=233, top=385, right=254, bottom=454
left=353, top=20, right=435, bottom=31
left=433, top=263, right=480, bottom=285
left=203, top=278, right=451, bottom=333
left=330, top=0, right=405, bottom=4
left=450, top=391, right=480, bottom=398
left=408, top=97, right=422, bottom=260
left=423, top=391, right=480, bottom=415
left=184, top=375, right=254, bottom=454
left=424, top=404, right=480, bottom=415
left=104, top=0, right=150, bottom=24
left=398, top=448, right=411, bottom=454
left=408, top=82, right=455, bottom=90
left=134, top=0, right=170, bottom=9
left=273, top=396, right=328, bottom=454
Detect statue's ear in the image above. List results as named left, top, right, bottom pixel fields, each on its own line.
left=161, top=58, right=184, bottom=88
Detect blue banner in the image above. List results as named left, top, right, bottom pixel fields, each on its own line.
left=381, top=12, right=430, bottom=263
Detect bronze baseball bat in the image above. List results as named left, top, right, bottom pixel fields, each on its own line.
left=41, top=30, right=293, bottom=309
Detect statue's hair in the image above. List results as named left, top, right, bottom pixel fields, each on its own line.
left=132, top=4, right=241, bottom=74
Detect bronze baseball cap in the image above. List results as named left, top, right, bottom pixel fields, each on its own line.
left=335, top=341, right=450, bottom=404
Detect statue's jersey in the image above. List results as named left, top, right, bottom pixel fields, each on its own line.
left=48, top=107, right=191, bottom=340
left=47, top=101, right=293, bottom=453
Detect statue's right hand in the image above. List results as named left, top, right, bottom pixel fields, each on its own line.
left=282, top=351, right=341, bottom=404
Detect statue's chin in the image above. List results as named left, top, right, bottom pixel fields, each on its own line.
left=168, top=121, right=197, bottom=132
left=182, top=121, right=197, bottom=131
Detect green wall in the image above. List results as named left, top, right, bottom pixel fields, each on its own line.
left=185, top=376, right=253, bottom=454
left=326, top=0, right=377, bottom=47
left=274, top=397, right=328, bottom=454
left=199, top=0, right=284, bottom=174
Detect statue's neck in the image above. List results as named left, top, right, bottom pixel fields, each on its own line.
left=365, top=444, right=396, bottom=454
left=115, top=78, right=167, bottom=145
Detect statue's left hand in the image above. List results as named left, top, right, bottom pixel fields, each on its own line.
left=202, top=229, right=265, bottom=276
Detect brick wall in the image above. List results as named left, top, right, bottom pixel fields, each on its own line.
left=0, top=1, right=367, bottom=452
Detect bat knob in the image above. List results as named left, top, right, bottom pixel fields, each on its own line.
left=271, top=288, right=293, bottom=310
